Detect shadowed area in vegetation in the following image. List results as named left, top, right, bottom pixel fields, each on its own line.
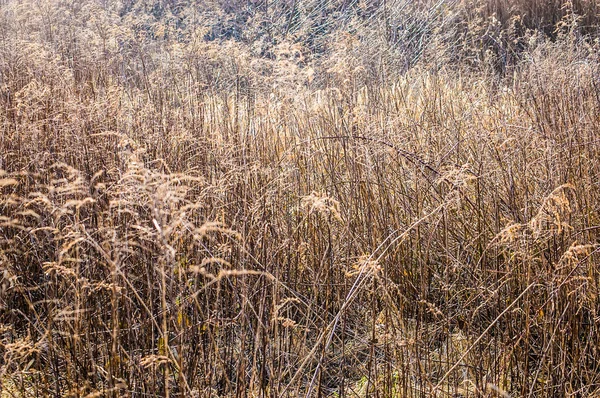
left=1, top=0, right=600, bottom=397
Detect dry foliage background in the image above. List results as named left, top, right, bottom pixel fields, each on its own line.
left=1, top=0, right=600, bottom=397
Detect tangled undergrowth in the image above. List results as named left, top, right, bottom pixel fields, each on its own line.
left=1, top=0, right=600, bottom=397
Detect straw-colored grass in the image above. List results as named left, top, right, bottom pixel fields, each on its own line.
left=1, top=0, right=600, bottom=396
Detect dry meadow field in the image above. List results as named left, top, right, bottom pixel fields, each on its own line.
left=1, top=0, right=600, bottom=396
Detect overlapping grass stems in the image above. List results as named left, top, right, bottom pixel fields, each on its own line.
left=1, top=0, right=600, bottom=396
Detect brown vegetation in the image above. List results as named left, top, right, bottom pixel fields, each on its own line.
left=1, top=0, right=600, bottom=396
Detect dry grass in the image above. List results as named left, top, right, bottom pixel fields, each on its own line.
left=1, top=0, right=600, bottom=397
